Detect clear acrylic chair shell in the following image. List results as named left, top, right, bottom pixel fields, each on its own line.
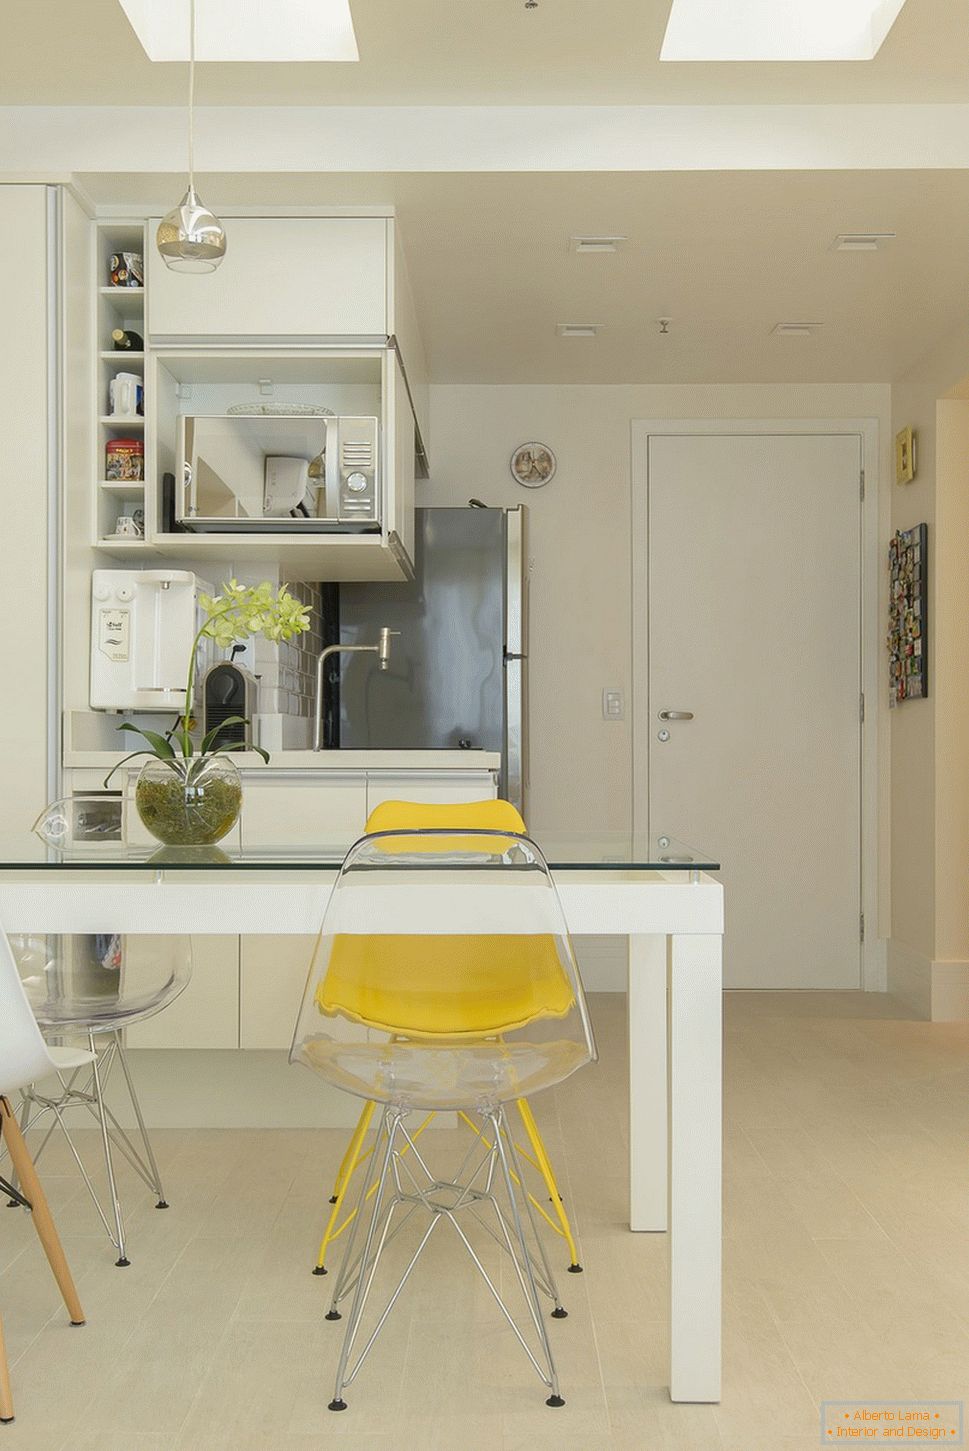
left=5, top=934, right=192, bottom=1266
left=289, top=827, right=597, bottom=1412
left=290, top=828, right=597, bottom=1113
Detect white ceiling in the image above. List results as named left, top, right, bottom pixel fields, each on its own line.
left=80, top=168, right=969, bottom=384
left=2, top=0, right=969, bottom=105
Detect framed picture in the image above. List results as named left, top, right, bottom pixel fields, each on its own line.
left=887, top=523, right=927, bottom=705
left=895, top=425, right=916, bottom=485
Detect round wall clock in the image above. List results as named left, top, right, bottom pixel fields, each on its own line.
left=510, top=442, right=556, bottom=488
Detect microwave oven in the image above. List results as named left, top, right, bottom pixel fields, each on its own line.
left=176, top=413, right=381, bottom=533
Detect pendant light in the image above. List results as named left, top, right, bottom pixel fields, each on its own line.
left=156, top=0, right=226, bottom=273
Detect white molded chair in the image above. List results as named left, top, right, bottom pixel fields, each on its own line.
left=6, top=934, right=192, bottom=1267
left=291, top=827, right=596, bottom=1412
left=0, top=927, right=88, bottom=1424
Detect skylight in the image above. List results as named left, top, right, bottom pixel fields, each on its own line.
left=660, top=0, right=908, bottom=62
left=118, top=0, right=359, bottom=62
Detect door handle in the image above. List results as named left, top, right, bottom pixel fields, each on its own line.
left=658, top=710, right=694, bottom=721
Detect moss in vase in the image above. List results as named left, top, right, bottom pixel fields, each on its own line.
left=135, top=774, right=242, bottom=846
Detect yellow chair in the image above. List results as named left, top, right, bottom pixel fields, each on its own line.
left=311, top=799, right=584, bottom=1280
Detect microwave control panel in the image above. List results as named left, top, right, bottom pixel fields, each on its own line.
left=328, top=416, right=379, bottom=524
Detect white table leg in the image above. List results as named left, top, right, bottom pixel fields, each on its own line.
left=669, top=932, right=722, bottom=1402
left=628, top=934, right=668, bottom=1231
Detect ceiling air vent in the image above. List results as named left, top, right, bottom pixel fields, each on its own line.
left=556, top=323, right=602, bottom=338
left=570, top=236, right=626, bottom=254
left=771, top=322, right=823, bottom=338
left=833, top=232, right=896, bottom=251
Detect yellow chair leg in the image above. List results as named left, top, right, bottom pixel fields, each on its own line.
left=314, top=1100, right=375, bottom=1275
left=516, top=1098, right=582, bottom=1272
left=329, top=1102, right=374, bottom=1206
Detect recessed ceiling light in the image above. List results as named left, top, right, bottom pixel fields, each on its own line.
left=833, top=232, right=896, bottom=251
left=771, top=322, right=823, bottom=337
left=556, top=323, right=602, bottom=337
left=570, top=236, right=626, bottom=254
left=661, top=0, right=908, bottom=61
left=118, top=0, right=359, bottom=62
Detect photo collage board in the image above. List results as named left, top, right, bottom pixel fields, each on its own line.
left=888, top=523, right=928, bottom=705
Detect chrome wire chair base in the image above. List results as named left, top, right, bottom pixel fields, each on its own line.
left=325, top=1104, right=569, bottom=1412
left=2, top=1030, right=168, bottom=1266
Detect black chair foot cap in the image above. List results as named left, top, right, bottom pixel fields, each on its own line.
left=313, top=1266, right=328, bottom=1276
left=329, top=1195, right=338, bottom=1204
left=70, top=1320, right=86, bottom=1328
left=0, top=1414, right=14, bottom=1423
left=546, top=1395, right=566, bottom=1408
left=155, top=1200, right=169, bottom=1209
left=551, top=1307, right=568, bottom=1319
left=328, top=1399, right=347, bottom=1412
left=325, top=1310, right=341, bottom=1321
left=567, top=1263, right=583, bottom=1273
left=6, top=1199, right=19, bottom=1208
left=115, top=1257, right=130, bottom=1268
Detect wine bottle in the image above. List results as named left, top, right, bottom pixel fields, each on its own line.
left=111, top=328, right=144, bottom=351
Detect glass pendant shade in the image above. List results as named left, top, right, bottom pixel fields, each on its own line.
left=156, top=185, right=226, bottom=273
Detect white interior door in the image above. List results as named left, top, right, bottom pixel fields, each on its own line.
left=645, top=431, right=862, bottom=989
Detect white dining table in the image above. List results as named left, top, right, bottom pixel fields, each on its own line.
left=0, top=835, right=724, bottom=1403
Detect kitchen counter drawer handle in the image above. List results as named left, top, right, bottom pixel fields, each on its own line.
left=658, top=710, right=694, bottom=721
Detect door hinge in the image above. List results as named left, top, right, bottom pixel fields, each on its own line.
left=860, top=468, right=865, bottom=501
left=859, top=691, right=866, bottom=724
left=860, top=913, right=866, bottom=943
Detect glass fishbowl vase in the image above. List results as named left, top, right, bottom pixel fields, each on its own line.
left=135, top=755, right=242, bottom=846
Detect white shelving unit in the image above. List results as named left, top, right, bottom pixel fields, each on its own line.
left=93, top=223, right=150, bottom=552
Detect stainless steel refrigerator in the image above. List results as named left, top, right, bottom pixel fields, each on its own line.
left=333, top=505, right=528, bottom=811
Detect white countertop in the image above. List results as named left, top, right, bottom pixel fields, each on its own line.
left=63, top=748, right=501, bottom=772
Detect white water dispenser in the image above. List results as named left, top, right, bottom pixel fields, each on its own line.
left=90, top=569, right=209, bottom=711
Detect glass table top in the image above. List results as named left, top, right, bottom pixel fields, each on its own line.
left=0, top=832, right=719, bottom=874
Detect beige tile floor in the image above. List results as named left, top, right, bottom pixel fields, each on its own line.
left=2, top=990, right=969, bottom=1450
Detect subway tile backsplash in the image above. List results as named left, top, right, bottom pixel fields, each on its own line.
left=252, top=582, right=323, bottom=722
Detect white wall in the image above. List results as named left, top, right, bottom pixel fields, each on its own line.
left=890, top=319, right=969, bottom=1017
left=424, top=382, right=890, bottom=828
left=423, top=382, right=891, bottom=989
left=0, top=186, right=54, bottom=835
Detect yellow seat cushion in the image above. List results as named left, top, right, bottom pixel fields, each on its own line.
left=316, top=799, right=574, bottom=1038
left=365, top=799, right=526, bottom=835
left=316, top=932, right=574, bottom=1038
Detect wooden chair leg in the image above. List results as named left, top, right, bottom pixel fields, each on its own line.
left=0, top=1309, right=14, bottom=1422
left=0, top=1097, right=85, bottom=1327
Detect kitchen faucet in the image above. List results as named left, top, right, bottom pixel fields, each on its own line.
left=312, top=626, right=398, bottom=751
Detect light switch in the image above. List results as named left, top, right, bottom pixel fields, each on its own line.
left=602, top=688, right=624, bottom=721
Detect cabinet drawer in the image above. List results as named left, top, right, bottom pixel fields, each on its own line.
left=240, top=934, right=316, bottom=1050
left=126, top=935, right=239, bottom=1049
left=239, top=774, right=367, bottom=848
left=147, top=218, right=388, bottom=339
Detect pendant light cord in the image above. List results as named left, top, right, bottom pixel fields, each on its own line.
left=187, top=0, right=196, bottom=188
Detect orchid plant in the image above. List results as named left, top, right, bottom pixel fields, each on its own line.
left=105, top=580, right=311, bottom=785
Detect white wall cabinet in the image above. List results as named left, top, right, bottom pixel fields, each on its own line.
left=240, top=935, right=316, bottom=1050
left=239, top=772, right=367, bottom=848
left=126, top=935, right=240, bottom=1049
left=147, top=217, right=389, bottom=341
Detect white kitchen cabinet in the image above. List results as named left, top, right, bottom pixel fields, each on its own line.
left=239, top=771, right=367, bottom=848
left=147, top=217, right=389, bottom=342
left=240, top=934, right=316, bottom=1049
left=125, top=934, right=240, bottom=1049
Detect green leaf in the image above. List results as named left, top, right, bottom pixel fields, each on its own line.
left=200, top=717, right=250, bottom=754
left=211, top=741, right=271, bottom=764
left=117, top=723, right=176, bottom=759
left=102, top=749, right=152, bottom=787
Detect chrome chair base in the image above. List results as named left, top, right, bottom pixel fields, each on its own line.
left=324, top=1104, right=569, bottom=1411
left=2, top=1030, right=168, bottom=1266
